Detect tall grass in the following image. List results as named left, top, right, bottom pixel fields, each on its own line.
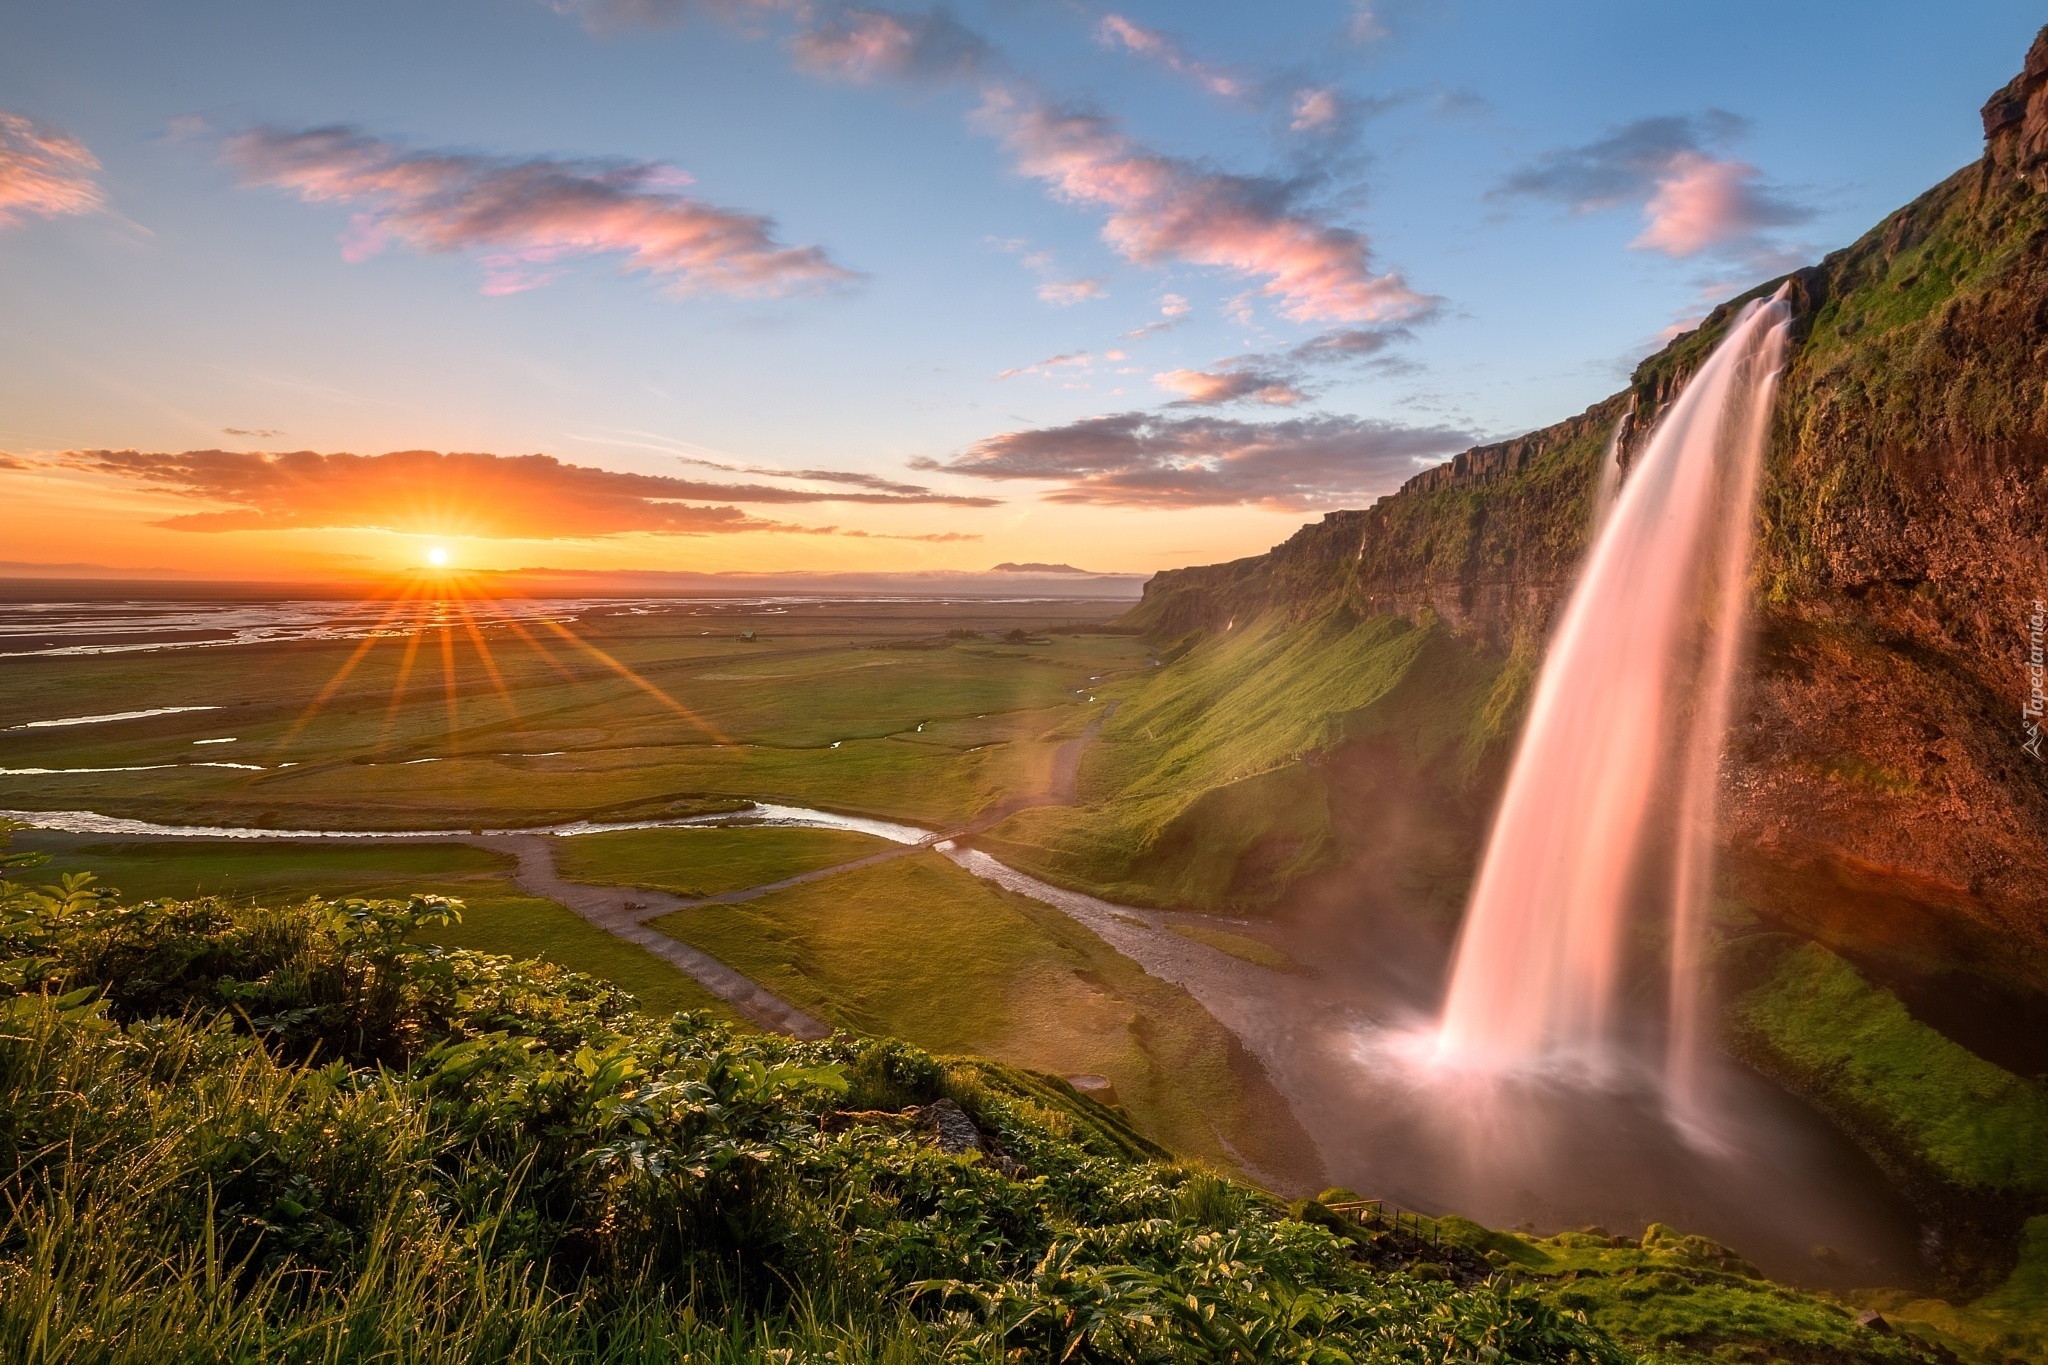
left=0, top=829, right=1623, bottom=1364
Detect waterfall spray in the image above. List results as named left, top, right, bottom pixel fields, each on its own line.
left=1435, top=294, right=1791, bottom=1102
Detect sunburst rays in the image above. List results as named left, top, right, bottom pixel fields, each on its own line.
left=267, top=571, right=728, bottom=768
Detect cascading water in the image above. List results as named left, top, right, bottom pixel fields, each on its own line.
left=1435, top=293, right=1792, bottom=1103
left=1590, top=399, right=1633, bottom=532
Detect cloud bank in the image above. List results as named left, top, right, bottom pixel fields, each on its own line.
left=66, top=448, right=994, bottom=538
left=224, top=125, right=856, bottom=298
left=916, top=411, right=1472, bottom=509
left=0, top=110, right=103, bottom=228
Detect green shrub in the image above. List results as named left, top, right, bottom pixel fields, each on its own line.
left=0, top=840, right=1625, bottom=1364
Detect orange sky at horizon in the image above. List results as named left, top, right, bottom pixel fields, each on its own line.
left=0, top=451, right=1322, bottom=581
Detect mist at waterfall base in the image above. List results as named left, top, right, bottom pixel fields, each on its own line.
left=1278, top=295, right=1930, bottom=1287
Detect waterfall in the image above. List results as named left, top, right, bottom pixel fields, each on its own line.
left=1591, top=400, right=1633, bottom=532
left=1435, top=294, right=1791, bottom=1097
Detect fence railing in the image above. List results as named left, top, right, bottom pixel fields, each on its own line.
left=1323, top=1199, right=1440, bottom=1251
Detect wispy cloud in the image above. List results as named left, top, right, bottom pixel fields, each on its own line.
left=976, top=87, right=1432, bottom=325
left=915, top=410, right=1471, bottom=509
left=837, top=528, right=980, bottom=541
left=996, top=349, right=1098, bottom=380
left=1153, top=367, right=1306, bottom=407
left=1036, top=275, right=1107, bottom=306
left=0, top=110, right=104, bottom=228
left=222, top=426, right=286, bottom=438
left=1095, top=14, right=1244, bottom=99
left=535, top=1, right=1429, bottom=327
left=1122, top=292, right=1192, bottom=340
left=987, top=237, right=1106, bottom=306
left=1151, top=326, right=1408, bottom=407
left=672, top=452, right=955, bottom=496
left=222, top=125, right=857, bottom=299
left=791, top=5, right=989, bottom=83
left=1290, top=88, right=1342, bottom=132
left=1496, top=112, right=1811, bottom=265
left=64, top=447, right=996, bottom=538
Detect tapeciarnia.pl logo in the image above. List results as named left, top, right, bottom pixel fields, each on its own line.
left=2026, top=598, right=2046, bottom=760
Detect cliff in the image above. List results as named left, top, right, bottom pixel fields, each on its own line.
left=1125, top=32, right=2048, bottom=1024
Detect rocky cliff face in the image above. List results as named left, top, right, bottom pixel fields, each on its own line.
left=1133, top=31, right=2048, bottom=1024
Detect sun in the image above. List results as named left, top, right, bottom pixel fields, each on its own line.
left=426, top=546, right=450, bottom=567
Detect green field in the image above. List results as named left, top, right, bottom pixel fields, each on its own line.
left=551, top=825, right=899, bottom=897
left=0, top=600, right=1148, bottom=830
left=16, top=834, right=739, bottom=1019
left=646, top=851, right=1317, bottom=1182
left=0, top=602, right=1297, bottom=1170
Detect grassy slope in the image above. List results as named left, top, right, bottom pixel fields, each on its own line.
left=0, top=876, right=1648, bottom=1365
left=647, top=852, right=1315, bottom=1183
left=0, top=837, right=2015, bottom=1364
left=1725, top=937, right=2048, bottom=1200
left=551, top=826, right=895, bottom=898
left=975, top=611, right=1505, bottom=912
left=1723, top=928, right=2048, bottom=1343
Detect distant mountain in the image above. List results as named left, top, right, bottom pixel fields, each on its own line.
left=990, top=561, right=1093, bottom=574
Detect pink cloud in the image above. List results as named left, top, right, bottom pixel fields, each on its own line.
left=976, top=88, right=1430, bottom=325
left=223, top=125, right=855, bottom=299
left=1631, top=150, right=1799, bottom=257
left=0, top=110, right=104, bottom=228
left=996, top=349, right=1094, bottom=380
left=790, top=7, right=987, bottom=83
left=1290, top=88, right=1341, bottom=132
left=1154, top=367, right=1304, bottom=407
left=992, top=239, right=1108, bottom=306
left=1096, top=14, right=1243, bottom=99
left=532, top=2, right=1432, bottom=323
left=1036, top=277, right=1106, bottom=305
left=1499, top=114, right=1810, bottom=264
left=1149, top=326, right=1406, bottom=407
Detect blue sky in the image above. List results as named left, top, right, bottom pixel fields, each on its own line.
left=0, top=0, right=2037, bottom=578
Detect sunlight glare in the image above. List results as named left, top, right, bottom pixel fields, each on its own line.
left=427, top=546, right=450, bottom=566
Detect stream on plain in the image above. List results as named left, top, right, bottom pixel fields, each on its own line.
left=3, top=804, right=1929, bottom=1291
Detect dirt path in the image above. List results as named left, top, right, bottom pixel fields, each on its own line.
left=4, top=698, right=1124, bottom=1043
left=464, top=832, right=835, bottom=1039
left=463, top=698, right=1123, bottom=1039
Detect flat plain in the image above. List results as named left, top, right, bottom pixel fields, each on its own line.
left=0, top=595, right=1318, bottom=1165
left=0, top=597, right=1143, bottom=829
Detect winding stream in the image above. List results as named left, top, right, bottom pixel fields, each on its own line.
left=2, top=803, right=1929, bottom=1289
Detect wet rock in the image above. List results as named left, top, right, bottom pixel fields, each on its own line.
left=1856, top=1309, right=1894, bottom=1335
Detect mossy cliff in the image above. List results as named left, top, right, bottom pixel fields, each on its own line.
left=1085, top=30, right=2048, bottom=1014
left=978, top=27, right=2048, bottom=1309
